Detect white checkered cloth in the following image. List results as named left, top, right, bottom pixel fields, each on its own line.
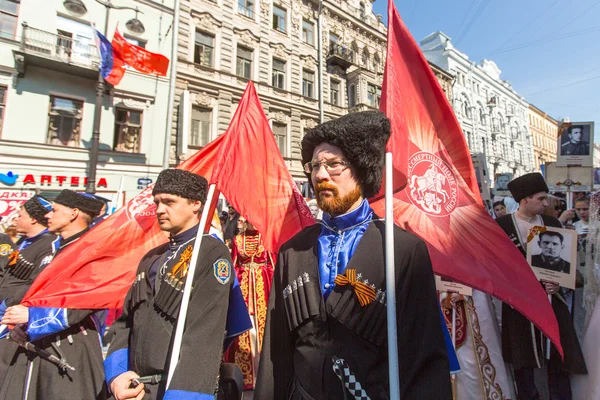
left=332, top=356, right=371, bottom=400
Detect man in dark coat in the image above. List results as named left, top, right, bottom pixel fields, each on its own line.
left=255, top=111, right=451, bottom=399
left=0, top=232, right=13, bottom=281
left=531, top=231, right=571, bottom=274
left=0, top=189, right=107, bottom=400
left=496, top=173, right=586, bottom=400
left=0, top=195, right=56, bottom=386
left=104, top=169, right=250, bottom=400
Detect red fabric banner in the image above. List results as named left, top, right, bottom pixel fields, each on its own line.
left=112, top=29, right=169, bottom=76
left=209, top=83, right=316, bottom=253
left=21, top=82, right=313, bottom=309
left=372, top=0, right=562, bottom=355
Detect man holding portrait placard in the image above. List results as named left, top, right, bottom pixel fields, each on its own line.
left=496, top=173, right=586, bottom=400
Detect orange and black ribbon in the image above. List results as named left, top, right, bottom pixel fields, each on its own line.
left=7, top=250, right=19, bottom=267
left=527, top=225, right=547, bottom=243
left=334, top=269, right=377, bottom=307
left=171, top=246, right=193, bottom=278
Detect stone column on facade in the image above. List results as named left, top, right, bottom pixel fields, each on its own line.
left=217, top=90, right=233, bottom=134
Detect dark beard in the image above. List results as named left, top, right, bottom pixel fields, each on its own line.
left=315, top=182, right=362, bottom=215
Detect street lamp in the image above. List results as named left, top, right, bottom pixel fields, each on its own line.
left=62, top=0, right=144, bottom=193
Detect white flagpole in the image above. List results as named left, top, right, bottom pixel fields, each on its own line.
left=165, top=183, right=217, bottom=388
left=385, top=152, right=400, bottom=400
left=110, top=177, right=124, bottom=215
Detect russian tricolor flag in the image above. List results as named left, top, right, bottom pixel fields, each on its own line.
left=93, top=27, right=125, bottom=86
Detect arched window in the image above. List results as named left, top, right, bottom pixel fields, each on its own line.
left=351, top=41, right=359, bottom=64
left=373, top=53, right=380, bottom=74
left=359, top=2, right=366, bottom=18
left=362, top=47, right=369, bottom=68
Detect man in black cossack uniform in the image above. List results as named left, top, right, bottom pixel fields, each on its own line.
left=255, top=111, right=451, bottom=399
left=0, top=195, right=56, bottom=386
left=105, top=169, right=250, bottom=400
left=0, top=189, right=107, bottom=400
left=496, top=173, right=586, bottom=400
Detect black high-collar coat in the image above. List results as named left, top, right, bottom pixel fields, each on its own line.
left=255, top=220, right=452, bottom=400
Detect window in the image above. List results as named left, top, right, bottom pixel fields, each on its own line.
left=302, top=70, right=314, bottom=98
left=330, top=79, right=340, bottom=106
left=367, top=84, right=381, bottom=108
left=359, top=2, right=366, bottom=18
left=114, top=108, right=142, bottom=153
left=190, top=106, right=211, bottom=147
left=238, top=0, right=254, bottom=18
left=56, top=16, right=94, bottom=66
left=348, top=84, right=356, bottom=108
left=273, top=5, right=286, bottom=33
left=272, top=58, right=285, bottom=89
left=0, top=86, right=5, bottom=136
left=329, top=33, right=339, bottom=43
left=302, top=20, right=314, bottom=45
left=194, top=30, right=214, bottom=67
left=0, top=0, right=18, bottom=40
left=236, top=46, right=252, bottom=79
left=125, top=36, right=146, bottom=48
left=47, top=96, right=83, bottom=147
left=272, top=122, right=287, bottom=156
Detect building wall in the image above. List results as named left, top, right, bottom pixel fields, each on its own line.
left=528, top=104, right=558, bottom=171
left=420, top=32, right=535, bottom=186
left=171, top=0, right=452, bottom=183
left=0, top=0, right=174, bottom=202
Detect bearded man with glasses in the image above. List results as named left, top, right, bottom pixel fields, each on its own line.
left=255, top=111, right=451, bottom=400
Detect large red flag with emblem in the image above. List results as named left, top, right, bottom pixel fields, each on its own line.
left=22, top=82, right=313, bottom=309
left=372, top=0, right=562, bottom=354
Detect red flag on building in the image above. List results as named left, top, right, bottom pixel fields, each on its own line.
left=112, top=29, right=169, bottom=76
left=21, top=82, right=314, bottom=309
left=372, top=0, right=562, bottom=354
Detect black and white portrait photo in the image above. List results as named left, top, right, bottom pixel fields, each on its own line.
left=557, top=122, right=594, bottom=167
left=526, top=226, right=577, bottom=289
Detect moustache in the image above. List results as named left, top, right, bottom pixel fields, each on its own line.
left=315, top=182, right=339, bottom=196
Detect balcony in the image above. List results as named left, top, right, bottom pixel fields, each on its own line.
left=14, top=23, right=100, bottom=80
left=327, top=41, right=353, bottom=69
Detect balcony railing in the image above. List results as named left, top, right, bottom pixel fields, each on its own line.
left=20, top=24, right=100, bottom=69
left=327, top=41, right=354, bottom=69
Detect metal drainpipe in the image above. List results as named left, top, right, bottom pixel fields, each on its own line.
left=163, top=0, right=181, bottom=169
left=317, top=0, right=324, bottom=123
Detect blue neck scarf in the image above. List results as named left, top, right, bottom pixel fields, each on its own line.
left=318, top=199, right=373, bottom=298
left=18, top=229, right=49, bottom=251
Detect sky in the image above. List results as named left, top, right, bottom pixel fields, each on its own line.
left=372, top=0, right=600, bottom=142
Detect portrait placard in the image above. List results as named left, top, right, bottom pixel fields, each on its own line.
left=435, top=275, right=473, bottom=296
left=493, top=172, right=512, bottom=197
left=556, top=122, right=594, bottom=167
left=526, top=226, right=577, bottom=289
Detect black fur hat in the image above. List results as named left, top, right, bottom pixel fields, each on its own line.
left=507, top=173, right=549, bottom=203
left=23, top=195, right=52, bottom=226
left=301, top=111, right=391, bottom=198
left=152, top=169, right=208, bottom=203
left=54, top=189, right=104, bottom=216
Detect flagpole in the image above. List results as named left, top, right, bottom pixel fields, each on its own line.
left=385, top=152, right=401, bottom=399
left=165, top=183, right=216, bottom=388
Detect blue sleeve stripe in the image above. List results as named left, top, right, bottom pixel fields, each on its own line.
left=27, top=307, right=69, bottom=342
left=104, top=348, right=129, bottom=385
left=163, top=390, right=214, bottom=399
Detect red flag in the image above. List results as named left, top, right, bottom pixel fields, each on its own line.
left=112, top=29, right=169, bottom=76
left=21, top=135, right=225, bottom=309
left=209, top=82, right=315, bottom=253
left=373, top=0, right=562, bottom=355
left=21, top=83, right=313, bottom=308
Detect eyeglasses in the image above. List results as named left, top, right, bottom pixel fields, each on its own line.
left=303, top=159, right=351, bottom=175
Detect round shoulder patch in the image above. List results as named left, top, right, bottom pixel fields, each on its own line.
left=0, top=244, right=11, bottom=257
left=213, top=258, right=231, bottom=285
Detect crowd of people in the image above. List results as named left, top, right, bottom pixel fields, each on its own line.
left=0, top=111, right=598, bottom=399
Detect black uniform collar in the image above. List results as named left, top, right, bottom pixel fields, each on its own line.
left=57, top=228, right=89, bottom=252
left=168, top=224, right=199, bottom=249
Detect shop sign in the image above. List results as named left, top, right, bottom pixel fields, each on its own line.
left=0, top=172, right=108, bottom=188
left=0, top=190, right=34, bottom=219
